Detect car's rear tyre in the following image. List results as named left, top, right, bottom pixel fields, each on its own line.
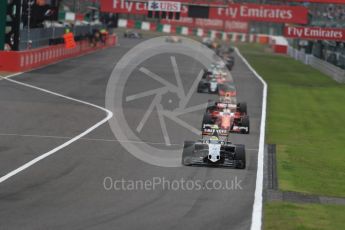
left=197, top=83, right=204, bottom=93
left=242, top=116, right=250, bottom=134
left=197, top=81, right=208, bottom=93
left=238, top=102, right=247, bottom=114
left=202, top=113, right=214, bottom=129
left=235, top=145, right=246, bottom=169
left=206, top=101, right=216, bottom=113
left=182, top=141, right=195, bottom=165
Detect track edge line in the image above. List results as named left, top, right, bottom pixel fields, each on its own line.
left=235, top=47, right=267, bottom=230
left=0, top=73, right=113, bottom=184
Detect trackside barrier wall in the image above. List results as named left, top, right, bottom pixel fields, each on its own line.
left=269, top=36, right=288, bottom=54
left=118, top=19, right=287, bottom=54
left=0, top=35, right=117, bottom=72
left=288, top=46, right=345, bottom=83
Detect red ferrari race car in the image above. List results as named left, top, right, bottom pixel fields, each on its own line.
left=201, top=97, right=250, bottom=134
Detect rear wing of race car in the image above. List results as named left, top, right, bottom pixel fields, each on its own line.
left=202, top=124, right=229, bottom=141
left=214, top=102, right=237, bottom=110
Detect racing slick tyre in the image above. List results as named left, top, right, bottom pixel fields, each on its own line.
left=197, top=83, right=203, bottom=93
left=182, top=141, right=195, bottom=165
left=202, top=113, right=214, bottom=129
left=238, top=102, right=247, bottom=114
left=206, top=101, right=216, bottom=113
left=182, top=142, right=208, bottom=166
left=197, top=81, right=209, bottom=93
left=242, top=116, right=250, bottom=134
left=202, top=69, right=208, bottom=79
left=235, top=145, right=246, bottom=169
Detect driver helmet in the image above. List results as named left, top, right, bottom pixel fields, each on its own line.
left=223, top=108, right=231, bottom=114
left=210, top=136, right=219, bottom=141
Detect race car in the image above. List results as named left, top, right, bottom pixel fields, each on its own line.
left=181, top=129, right=246, bottom=169
left=202, top=38, right=220, bottom=49
left=224, top=56, right=235, bottom=70
left=216, top=46, right=235, bottom=57
left=197, top=68, right=232, bottom=94
left=201, top=98, right=250, bottom=134
left=215, top=47, right=235, bottom=70
left=165, top=36, right=182, bottom=43
left=197, top=77, right=219, bottom=94
left=123, top=30, right=142, bottom=39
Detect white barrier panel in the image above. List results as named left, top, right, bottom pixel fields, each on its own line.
left=141, top=22, right=150, bottom=31
left=196, top=28, right=204, bottom=37
left=163, top=24, right=171, bottom=33
left=181, top=27, right=189, bottom=35
left=118, top=19, right=128, bottom=28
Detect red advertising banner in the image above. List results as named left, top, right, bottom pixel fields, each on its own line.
left=209, top=4, right=308, bottom=24
left=101, top=0, right=149, bottom=15
left=101, top=0, right=224, bottom=13
left=284, top=26, right=345, bottom=41
left=194, top=18, right=224, bottom=31
left=100, top=0, right=193, bottom=16
left=224, top=21, right=249, bottom=33
left=161, top=17, right=248, bottom=33
left=101, top=0, right=308, bottom=24
left=288, top=0, right=345, bottom=3
left=101, top=1, right=308, bottom=24
left=161, top=17, right=194, bottom=27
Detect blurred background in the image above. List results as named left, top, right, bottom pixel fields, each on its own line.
left=1, top=0, right=345, bottom=69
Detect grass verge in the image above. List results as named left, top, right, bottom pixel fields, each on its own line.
left=237, top=43, right=345, bottom=230
left=264, top=202, right=345, bottom=230
left=238, top=43, right=345, bottom=197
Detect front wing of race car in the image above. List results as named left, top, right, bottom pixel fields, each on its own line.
left=230, top=125, right=249, bottom=134
left=181, top=141, right=246, bottom=169
left=230, top=114, right=250, bottom=134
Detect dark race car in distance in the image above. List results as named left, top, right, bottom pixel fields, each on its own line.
left=224, top=56, right=235, bottom=70
left=165, top=36, right=182, bottom=43
left=216, top=46, right=235, bottom=70
left=123, top=30, right=142, bottom=39
left=197, top=68, right=233, bottom=94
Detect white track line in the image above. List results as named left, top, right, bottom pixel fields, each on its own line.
left=235, top=48, right=267, bottom=230
left=0, top=132, right=260, bottom=151
left=0, top=133, right=181, bottom=146
left=0, top=74, right=113, bottom=184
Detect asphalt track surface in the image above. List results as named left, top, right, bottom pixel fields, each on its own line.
left=0, top=37, right=263, bottom=230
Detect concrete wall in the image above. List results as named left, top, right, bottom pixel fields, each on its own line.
left=308, top=55, right=345, bottom=83
left=288, top=46, right=345, bottom=83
